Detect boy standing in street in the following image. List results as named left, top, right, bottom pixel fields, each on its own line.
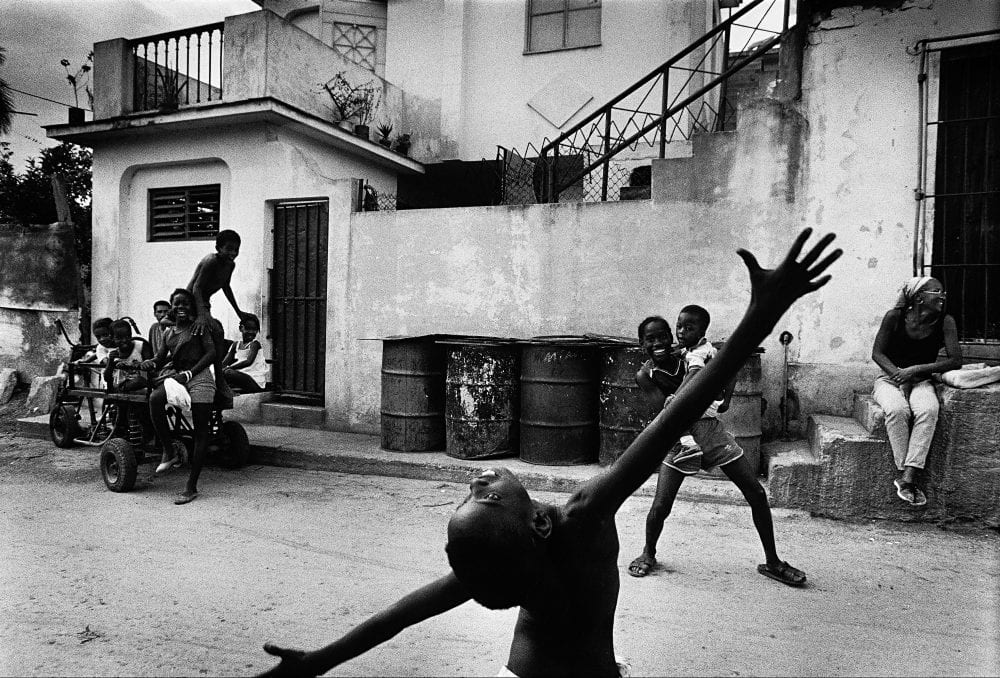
left=627, top=304, right=806, bottom=586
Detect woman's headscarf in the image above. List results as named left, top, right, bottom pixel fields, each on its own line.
left=893, top=276, right=935, bottom=310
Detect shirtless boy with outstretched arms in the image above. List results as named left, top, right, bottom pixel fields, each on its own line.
left=259, top=229, right=841, bottom=678
left=186, top=229, right=255, bottom=402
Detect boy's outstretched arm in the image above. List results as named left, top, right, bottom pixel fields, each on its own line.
left=259, top=572, right=471, bottom=677
left=579, top=229, right=842, bottom=516
left=222, top=283, right=254, bottom=324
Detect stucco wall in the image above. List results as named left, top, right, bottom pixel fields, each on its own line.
left=791, top=0, right=1000, bottom=415
left=385, top=0, right=712, bottom=161
left=89, top=121, right=395, bottom=342
left=223, top=11, right=440, bottom=155
left=337, top=197, right=827, bottom=433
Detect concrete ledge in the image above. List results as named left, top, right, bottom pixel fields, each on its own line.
left=852, top=393, right=886, bottom=438
left=259, top=402, right=326, bottom=430
left=17, top=414, right=50, bottom=440
left=244, top=424, right=750, bottom=504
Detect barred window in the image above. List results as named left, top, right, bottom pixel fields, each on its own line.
left=526, top=0, right=601, bottom=54
left=148, top=184, right=221, bottom=241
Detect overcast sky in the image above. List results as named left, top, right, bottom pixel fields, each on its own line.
left=1, top=0, right=259, bottom=168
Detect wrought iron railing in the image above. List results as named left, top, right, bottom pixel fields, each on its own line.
left=130, top=22, right=224, bottom=112
left=507, top=0, right=790, bottom=203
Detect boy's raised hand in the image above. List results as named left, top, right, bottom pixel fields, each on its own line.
left=736, top=228, right=842, bottom=319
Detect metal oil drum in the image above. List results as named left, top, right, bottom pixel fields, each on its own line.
left=519, top=338, right=600, bottom=465
left=380, top=336, right=446, bottom=451
left=444, top=340, right=519, bottom=460
left=598, top=344, right=654, bottom=466
left=707, top=347, right=764, bottom=476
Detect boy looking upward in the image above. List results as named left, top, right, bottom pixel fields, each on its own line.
left=259, top=229, right=840, bottom=677
left=186, top=229, right=255, bottom=403
left=627, top=303, right=806, bottom=586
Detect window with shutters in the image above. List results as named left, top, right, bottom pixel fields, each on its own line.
left=148, top=184, right=221, bottom=241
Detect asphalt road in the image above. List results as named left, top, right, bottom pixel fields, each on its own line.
left=1, top=433, right=997, bottom=677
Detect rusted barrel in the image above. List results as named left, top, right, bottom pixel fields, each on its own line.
left=519, top=339, right=600, bottom=465
left=380, top=336, right=446, bottom=451
left=444, top=341, right=519, bottom=460
left=598, top=345, right=653, bottom=466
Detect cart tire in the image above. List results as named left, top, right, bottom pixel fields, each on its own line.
left=49, top=404, right=80, bottom=448
left=101, top=438, right=138, bottom=492
left=218, top=421, right=250, bottom=468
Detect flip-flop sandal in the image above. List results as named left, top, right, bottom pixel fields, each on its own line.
left=155, top=457, right=179, bottom=474
left=757, top=561, right=807, bottom=587
left=911, top=487, right=927, bottom=507
left=894, top=479, right=916, bottom=504
left=628, top=555, right=655, bottom=578
left=174, top=492, right=198, bottom=505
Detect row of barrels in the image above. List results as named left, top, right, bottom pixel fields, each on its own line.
left=380, top=335, right=763, bottom=470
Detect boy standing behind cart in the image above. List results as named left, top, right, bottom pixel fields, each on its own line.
left=186, top=229, right=256, bottom=406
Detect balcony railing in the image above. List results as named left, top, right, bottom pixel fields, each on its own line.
left=130, top=22, right=224, bottom=112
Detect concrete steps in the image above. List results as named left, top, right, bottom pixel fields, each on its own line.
left=768, top=393, right=940, bottom=521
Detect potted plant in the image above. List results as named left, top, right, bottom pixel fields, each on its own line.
left=155, top=65, right=186, bottom=111
left=392, top=133, right=411, bottom=157
left=351, top=83, right=380, bottom=141
left=324, top=72, right=358, bottom=131
left=61, top=53, right=93, bottom=124
left=376, top=121, right=393, bottom=148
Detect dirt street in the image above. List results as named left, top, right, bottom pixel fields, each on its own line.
left=0, top=432, right=997, bottom=677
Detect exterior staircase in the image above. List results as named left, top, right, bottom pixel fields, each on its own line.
left=769, top=385, right=1000, bottom=527
left=497, top=0, right=794, bottom=205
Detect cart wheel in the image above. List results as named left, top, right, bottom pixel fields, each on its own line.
left=217, top=421, right=250, bottom=468
left=101, top=438, right=138, bottom=492
left=49, top=404, right=81, bottom=448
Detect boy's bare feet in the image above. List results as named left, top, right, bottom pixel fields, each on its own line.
left=174, top=491, right=198, bottom=505
left=628, top=553, right=656, bottom=578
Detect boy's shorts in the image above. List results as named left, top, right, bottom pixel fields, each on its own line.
left=663, top=417, right=743, bottom=475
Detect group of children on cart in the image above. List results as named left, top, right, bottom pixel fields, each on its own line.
left=77, top=230, right=265, bottom=505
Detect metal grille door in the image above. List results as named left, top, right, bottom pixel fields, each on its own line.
left=918, top=37, right=1000, bottom=345
left=271, top=201, right=328, bottom=403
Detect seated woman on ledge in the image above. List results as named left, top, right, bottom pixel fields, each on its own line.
left=871, top=277, right=961, bottom=507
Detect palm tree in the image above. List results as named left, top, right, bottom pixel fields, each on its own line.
left=0, top=47, right=14, bottom=135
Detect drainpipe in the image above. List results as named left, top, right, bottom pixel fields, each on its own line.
left=773, top=0, right=806, bottom=103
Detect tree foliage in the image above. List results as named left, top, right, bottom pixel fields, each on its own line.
left=0, top=140, right=93, bottom=290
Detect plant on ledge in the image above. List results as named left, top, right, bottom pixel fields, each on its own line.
left=154, top=65, right=187, bottom=111
left=61, top=52, right=93, bottom=123
left=376, top=121, right=393, bottom=148
left=323, top=72, right=380, bottom=132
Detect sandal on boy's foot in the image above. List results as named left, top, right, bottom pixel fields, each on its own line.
left=627, top=554, right=655, bottom=578
left=757, top=561, right=807, bottom=587
left=894, top=479, right=916, bottom=504
left=174, top=491, right=198, bottom=505
left=910, top=487, right=927, bottom=507
left=155, top=457, right=179, bottom=474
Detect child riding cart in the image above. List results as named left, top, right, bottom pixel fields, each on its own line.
left=48, top=319, right=251, bottom=493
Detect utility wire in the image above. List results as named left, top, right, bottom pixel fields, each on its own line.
left=7, top=86, right=91, bottom=111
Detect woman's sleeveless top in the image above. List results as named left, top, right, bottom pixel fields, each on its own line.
left=885, top=313, right=944, bottom=368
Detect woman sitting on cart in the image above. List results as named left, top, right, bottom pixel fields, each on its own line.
left=140, top=287, right=216, bottom=505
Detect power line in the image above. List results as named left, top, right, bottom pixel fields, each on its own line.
left=7, top=86, right=90, bottom=111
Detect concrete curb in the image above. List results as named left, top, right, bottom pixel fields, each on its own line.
left=18, top=415, right=749, bottom=506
